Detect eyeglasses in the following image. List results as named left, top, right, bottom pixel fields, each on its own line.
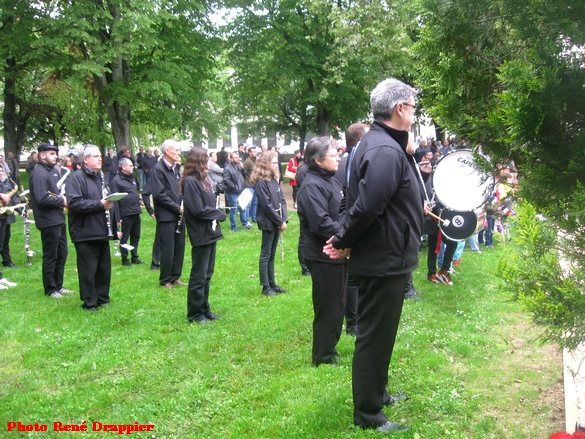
left=402, top=103, right=417, bottom=112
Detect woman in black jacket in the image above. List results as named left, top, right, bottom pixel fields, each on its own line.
left=251, top=151, right=288, bottom=296
left=297, top=136, right=347, bottom=366
left=180, top=146, right=227, bottom=323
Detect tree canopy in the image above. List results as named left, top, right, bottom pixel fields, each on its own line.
left=224, top=0, right=414, bottom=148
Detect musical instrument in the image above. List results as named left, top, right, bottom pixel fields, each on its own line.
left=0, top=177, right=19, bottom=208
left=100, top=171, right=114, bottom=237
left=56, top=168, right=70, bottom=195
left=175, top=202, right=184, bottom=234
left=432, top=149, right=494, bottom=211
left=0, top=203, right=26, bottom=216
left=18, top=184, right=35, bottom=265
left=438, top=207, right=486, bottom=242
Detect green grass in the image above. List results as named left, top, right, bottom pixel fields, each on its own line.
left=0, top=199, right=564, bottom=438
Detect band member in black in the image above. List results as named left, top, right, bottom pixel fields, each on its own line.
left=180, top=146, right=227, bottom=323
left=67, top=145, right=116, bottom=312
left=110, top=158, right=144, bottom=266
left=151, top=139, right=185, bottom=289
left=29, top=143, right=71, bottom=297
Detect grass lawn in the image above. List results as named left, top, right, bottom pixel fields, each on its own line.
left=0, top=191, right=564, bottom=438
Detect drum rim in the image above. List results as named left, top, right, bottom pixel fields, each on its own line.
left=431, top=148, right=495, bottom=211
left=438, top=207, right=486, bottom=242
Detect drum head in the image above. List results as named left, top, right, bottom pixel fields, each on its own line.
left=439, top=208, right=486, bottom=241
left=432, top=149, right=494, bottom=211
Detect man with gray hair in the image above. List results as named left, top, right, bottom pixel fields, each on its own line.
left=110, top=157, right=143, bottom=266
left=67, top=145, right=116, bottom=312
left=324, top=78, right=424, bottom=433
left=151, top=139, right=185, bottom=289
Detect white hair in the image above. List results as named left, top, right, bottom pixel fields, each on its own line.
left=370, top=78, right=418, bottom=121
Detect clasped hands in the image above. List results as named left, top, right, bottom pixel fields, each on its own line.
left=323, top=236, right=351, bottom=259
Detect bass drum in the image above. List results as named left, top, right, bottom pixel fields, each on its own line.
left=432, top=149, right=495, bottom=211
left=439, top=208, right=486, bottom=242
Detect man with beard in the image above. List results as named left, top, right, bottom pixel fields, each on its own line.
left=29, top=143, right=73, bottom=298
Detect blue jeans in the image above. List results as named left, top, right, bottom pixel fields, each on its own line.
left=246, top=188, right=258, bottom=223
left=469, top=233, right=480, bottom=251
left=485, top=216, right=495, bottom=246
left=226, top=193, right=249, bottom=230
left=136, top=169, right=146, bottom=191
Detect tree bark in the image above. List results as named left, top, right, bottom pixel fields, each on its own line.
left=316, top=107, right=331, bottom=136
left=93, top=55, right=131, bottom=151
left=3, top=58, right=29, bottom=158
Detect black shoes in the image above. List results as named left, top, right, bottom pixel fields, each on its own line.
left=376, top=421, right=409, bottom=433
left=271, top=285, right=288, bottom=293
left=405, top=289, right=423, bottom=300
left=86, top=307, right=98, bottom=313
left=132, top=259, right=145, bottom=265
left=262, top=286, right=279, bottom=296
left=205, top=312, right=220, bottom=320
left=189, top=317, right=210, bottom=324
left=384, top=393, right=410, bottom=406
left=3, top=261, right=16, bottom=268
left=122, top=260, right=131, bottom=266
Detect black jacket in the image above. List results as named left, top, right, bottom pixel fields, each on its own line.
left=295, top=164, right=309, bottom=188
left=110, top=171, right=141, bottom=218
left=222, top=162, right=245, bottom=195
left=143, top=155, right=158, bottom=176
left=333, top=120, right=423, bottom=276
left=151, top=159, right=182, bottom=222
left=298, top=167, right=346, bottom=264
left=67, top=167, right=117, bottom=242
left=255, top=178, right=287, bottom=232
left=29, top=162, right=66, bottom=229
left=104, top=155, right=118, bottom=174
left=182, top=176, right=227, bottom=246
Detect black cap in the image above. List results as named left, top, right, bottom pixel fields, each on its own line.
left=38, top=143, right=58, bottom=153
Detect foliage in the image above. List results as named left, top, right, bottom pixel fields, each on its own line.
left=496, top=202, right=585, bottom=351
left=223, top=0, right=414, bottom=147
left=413, top=0, right=585, bottom=347
left=1, top=0, right=229, bottom=152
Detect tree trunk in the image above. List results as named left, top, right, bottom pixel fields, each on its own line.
left=299, top=126, right=307, bottom=153
left=3, top=58, right=29, bottom=158
left=93, top=55, right=131, bottom=151
left=316, top=107, right=331, bottom=136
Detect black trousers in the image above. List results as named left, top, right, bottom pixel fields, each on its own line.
left=352, top=273, right=407, bottom=428
left=120, top=214, right=141, bottom=262
left=1, top=222, right=12, bottom=263
left=157, top=220, right=185, bottom=285
left=40, top=224, right=68, bottom=295
left=74, top=240, right=111, bottom=309
left=427, top=232, right=457, bottom=275
left=151, top=222, right=161, bottom=268
left=345, top=273, right=359, bottom=328
left=306, top=260, right=348, bottom=365
left=297, top=224, right=309, bottom=273
left=187, top=243, right=216, bottom=321
left=259, top=230, right=279, bottom=287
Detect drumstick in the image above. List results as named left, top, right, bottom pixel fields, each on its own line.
left=428, top=211, right=451, bottom=227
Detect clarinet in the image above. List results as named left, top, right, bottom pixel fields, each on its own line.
left=21, top=187, right=35, bottom=266
left=100, top=171, right=114, bottom=237
left=175, top=201, right=183, bottom=234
